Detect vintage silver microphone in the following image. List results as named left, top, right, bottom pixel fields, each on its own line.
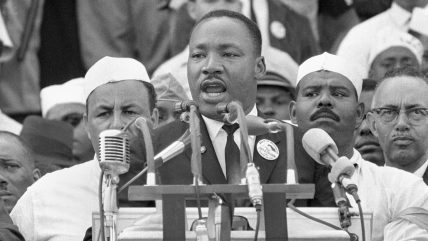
left=98, top=129, right=130, bottom=241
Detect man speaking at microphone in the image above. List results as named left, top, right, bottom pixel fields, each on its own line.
left=10, top=57, right=158, bottom=241
left=154, top=10, right=288, bottom=192
left=289, top=52, right=428, bottom=240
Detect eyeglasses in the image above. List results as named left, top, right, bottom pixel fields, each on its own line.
left=371, top=107, right=428, bottom=125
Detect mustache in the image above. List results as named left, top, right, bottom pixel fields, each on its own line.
left=310, top=108, right=340, bottom=122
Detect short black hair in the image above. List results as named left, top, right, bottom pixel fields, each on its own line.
left=191, top=10, right=262, bottom=56
left=362, top=78, right=378, bottom=92
left=85, top=81, right=157, bottom=115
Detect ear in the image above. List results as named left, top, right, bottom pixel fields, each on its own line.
left=151, top=108, right=159, bottom=129
left=187, top=1, right=198, bottom=20
left=32, top=168, right=41, bottom=181
left=355, top=102, right=365, bottom=129
left=289, top=100, right=298, bottom=124
left=366, top=112, right=379, bottom=138
left=254, top=56, right=266, bottom=79
left=83, top=113, right=91, bottom=140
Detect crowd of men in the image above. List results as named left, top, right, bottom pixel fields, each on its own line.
left=0, top=0, right=428, bottom=240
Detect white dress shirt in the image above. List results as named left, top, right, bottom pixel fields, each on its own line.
left=11, top=158, right=103, bottom=241
left=346, top=150, right=428, bottom=241
left=414, top=159, right=428, bottom=178
left=202, top=106, right=257, bottom=178
left=337, top=2, right=411, bottom=75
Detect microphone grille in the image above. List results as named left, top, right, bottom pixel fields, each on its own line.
left=98, top=129, right=130, bottom=175
left=302, top=128, right=338, bottom=165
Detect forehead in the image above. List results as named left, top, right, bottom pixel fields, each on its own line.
left=298, top=71, right=355, bottom=91
left=374, top=76, right=428, bottom=107
left=257, top=85, right=291, bottom=96
left=87, top=80, right=149, bottom=111
left=47, top=103, right=85, bottom=119
left=190, top=17, right=252, bottom=49
left=376, top=46, right=416, bottom=61
left=0, top=137, right=28, bottom=161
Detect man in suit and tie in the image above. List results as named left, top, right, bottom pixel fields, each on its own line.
left=155, top=10, right=288, bottom=189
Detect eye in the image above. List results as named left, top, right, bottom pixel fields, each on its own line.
left=123, top=110, right=138, bottom=116
left=223, top=52, right=238, bottom=58
left=191, top=52, right=206, bottom=60
left=97, top=112, right=110, bottom=118
left=303, top=90, right=318, bottom=97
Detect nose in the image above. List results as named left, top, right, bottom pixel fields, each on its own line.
left=394, top=111, right=410, bottom=132
left=110, top=111, right=126, bottom=130
left=260, top=105, right=276, bottom=118
left=0, top=174, right=7, bottom=190
left=358, top=120, right=373, bottom=136
left=316, top=92, right=333, bottom=108
left=202, top=54, right=223, bottom=76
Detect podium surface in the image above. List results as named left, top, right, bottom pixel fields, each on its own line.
left=93, top=207, right=373, bottom=241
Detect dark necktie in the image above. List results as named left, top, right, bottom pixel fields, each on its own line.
left=222, top=123, right=241, bottom=184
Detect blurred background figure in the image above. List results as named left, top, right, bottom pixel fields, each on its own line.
left=0, top=111, right=22, bottom=135
left=152, top=74, right=188, bottom=127
left=0, top=131, right=40, bottom=213
left=368, top=28, right=424, bottom=81
left=77, top=0, right=172, bottom=76
left=20, top=116, right=74, bottom=175
left=0, top=0, right=45, bottom=122
left=256, top=47, right=297, bottom=120
left=408, top=6, right=428, bottom=76
left=354, top=79, right=385, bottom=166
left=337, top=0, right=428, bottom=75
left=40, top=78, right=94, bottom=163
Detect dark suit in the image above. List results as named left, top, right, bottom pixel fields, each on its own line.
left=155, top=118, right=286, bottom=186
left=153, top=117, right=334, bottom=207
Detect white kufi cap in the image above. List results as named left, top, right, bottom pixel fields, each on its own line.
left=84, top=56, right=151, bottom=100
left=297, top=52, right=364, bottom=98
left=368, top=27, right=424, bottom=67
left=40, top=78, right=86, bottom=117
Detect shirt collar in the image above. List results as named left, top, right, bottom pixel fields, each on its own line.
left=389, top=2, right=412, bottom=27
left=202, top=105, right=258, bottom=138
left=414, top=159, right=428, bottom=178
left=349, top=148, right=361, bottom=168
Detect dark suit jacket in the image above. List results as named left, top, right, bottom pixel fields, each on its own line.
left=153, top=118, right=334, bottom=207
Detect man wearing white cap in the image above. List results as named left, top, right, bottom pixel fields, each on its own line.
left=11, top=57, right=158, bottom=241
left=290, top=52, right=428, bottom=241
left=337, top=0, right=428, bottom=75
left=368, top=27, right=424, bottom=81
left=40, top=78, right=94, bottom=164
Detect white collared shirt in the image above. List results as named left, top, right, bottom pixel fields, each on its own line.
left=11, top=158, right=103, bottom=241
left=345, top=149, right=428, bottom=241
left=337, top=2, right=411, bottom=75
left=202, top=105, right=257, bottom=178
left=414, top=159, right=428, bottom=178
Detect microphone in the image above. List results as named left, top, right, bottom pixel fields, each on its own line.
left=245, top=115, right=284, bottom=135
left=302, top=128, right=358, bottom=194
left=174, top=100, right=198, bottom=113
left=98, top=129, right=130, bottom=177
left=154, top=129, right=191, bottom=168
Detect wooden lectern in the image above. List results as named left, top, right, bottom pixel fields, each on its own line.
left=120, top=183, right=314, bottom=240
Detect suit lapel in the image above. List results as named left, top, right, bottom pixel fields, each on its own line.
left=183, top=116, right=227, bottom=184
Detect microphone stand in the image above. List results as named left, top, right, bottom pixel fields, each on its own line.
left=103, top=174, right=119, bottom=241
left=188, top=104, right=209, bottom=240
